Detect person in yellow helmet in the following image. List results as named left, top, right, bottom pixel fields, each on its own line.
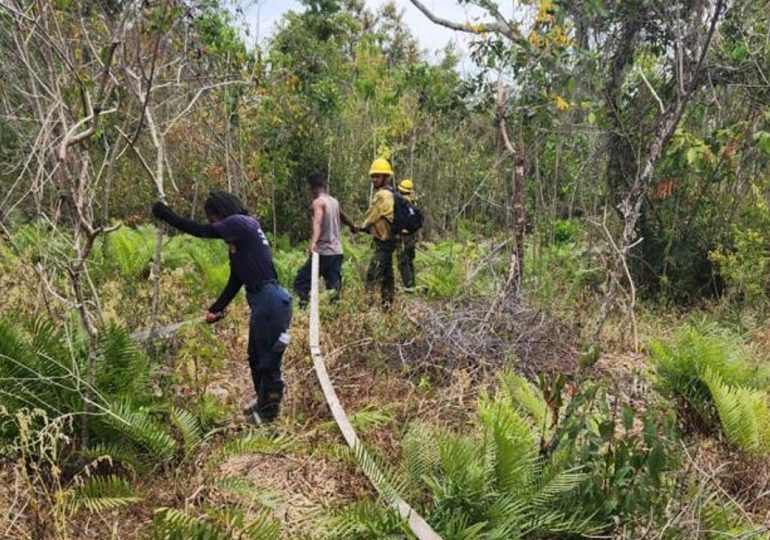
left=358, top=158, right=396, bottom=306
left=396, top=179, right=421, bottom=290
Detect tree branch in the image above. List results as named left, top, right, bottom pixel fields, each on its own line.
left=408, top=0, right=525, bottom=44
left=163, top=80, right=247, bottom=137
left=496, top=79, right=516, bottom=155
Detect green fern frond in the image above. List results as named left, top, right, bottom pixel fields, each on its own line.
left=184, top=242, right=229, bottom=292
left=529, top=465, right=587, bottom=508
left=217, top=475, right=281, bottom=509
left=104, top=400, right=177, bottom=460
left=703, top=367, right=770, bottom=454
left=237, top=509, right=281, bottom=540
left=400, top=424, right=441, bottom=499
left=315, top=499, right=411, bottom=540
left=106, top=227, right=154, bottom=278
left=319, top=404, right=396, bottom=434
left=79, top=442, right=146, bottom=472
left=207, top=432, right=293, bottom=468
left=498, top=371, right=549, bottom=429
left=96, top=323, right=149, bottom=396
left=351, top=441, right=410, bottom=505
left=170, top=407, right=203, bottom=454
left=152, top=507, right=225, bottom=539
left=60, top=474, right=140, bottom=514
left=478, top=393, right=538, bottom=493
left=154, top=505, right=280, bottom=540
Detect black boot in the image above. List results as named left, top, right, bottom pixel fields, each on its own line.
left=247, top=378, right=284, bottom=424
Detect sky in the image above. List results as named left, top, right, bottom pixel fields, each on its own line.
left=231, top=0, right=517, bottom=76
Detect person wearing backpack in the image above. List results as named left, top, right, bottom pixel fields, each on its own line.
left=395, top=179, right=423, bottom=290
left=359, top=158, right=396, bottom=307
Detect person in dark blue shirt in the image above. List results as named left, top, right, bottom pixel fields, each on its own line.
left=152, top=192, right=292, bottom=424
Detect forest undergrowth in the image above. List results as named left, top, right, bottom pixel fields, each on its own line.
left=2, top=224, right=770, bottom=539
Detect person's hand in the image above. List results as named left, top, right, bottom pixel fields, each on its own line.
left=205, top=311, right=225, bottom=324
left=308, top=241, right=317, bottom=255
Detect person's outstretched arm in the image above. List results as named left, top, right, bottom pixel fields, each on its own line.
left=208, top=269, right=243, bottom=315
left=152, top=202, right=220, bottom=239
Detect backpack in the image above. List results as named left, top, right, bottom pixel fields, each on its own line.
left=387, top=187, right=423, bottom=236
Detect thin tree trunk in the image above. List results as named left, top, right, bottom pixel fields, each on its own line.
left=496, top=79, right=525, bottom=298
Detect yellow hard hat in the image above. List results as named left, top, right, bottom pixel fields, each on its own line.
left=368, top=158, right=393, bottom=177
left=398, top=179, right=414, bottom=194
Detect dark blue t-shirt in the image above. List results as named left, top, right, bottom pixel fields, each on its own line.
left=213, top=215, right=276, bottom=284
left=209, top=215, right=277, bottom=312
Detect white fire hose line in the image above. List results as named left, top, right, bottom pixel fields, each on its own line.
left=308, top=252, right=441, bottom=540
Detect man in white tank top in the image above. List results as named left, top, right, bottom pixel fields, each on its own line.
left=293, top=172, right=356, bottom=307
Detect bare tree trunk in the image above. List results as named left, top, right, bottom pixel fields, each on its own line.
left=496, top=79, right=525, bottom=298
left=510, top=143, right=525, bottom=296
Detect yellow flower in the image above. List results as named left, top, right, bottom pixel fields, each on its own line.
left=553, top=95, right=569, bottom=111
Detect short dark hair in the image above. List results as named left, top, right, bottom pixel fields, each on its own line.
left=307, top=172, right=326, bottom=190
left=204, top=191, right=250, bottom=219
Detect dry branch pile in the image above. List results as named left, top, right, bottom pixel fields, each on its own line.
left=395, top=296, right=579, bottom=380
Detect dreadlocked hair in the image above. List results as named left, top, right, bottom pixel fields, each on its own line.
left=204, top=191, right=250, bottom=219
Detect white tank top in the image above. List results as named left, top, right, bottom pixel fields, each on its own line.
left=316, top=194, right=343, bottom=256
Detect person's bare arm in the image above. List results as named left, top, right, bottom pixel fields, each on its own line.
left=340, top=207, right=357, bottom=232
left=309, top=197, right=324, bottom=253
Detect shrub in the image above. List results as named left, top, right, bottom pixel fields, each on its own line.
left=0, top=318, right=201, bottom=467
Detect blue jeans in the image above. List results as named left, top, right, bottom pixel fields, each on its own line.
left=246, top=283, right=292, bottom=420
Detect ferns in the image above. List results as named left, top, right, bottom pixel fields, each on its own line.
left=153, top=475, right=282, bottom=539
left=153, top=506, right=280, bottom=540
left=95, top=323, right=150, bottom=396
left=104, top=226, right=155, bottom=278
left=319, top=404, right=397, bottom=435
left=703, top=367, right=770, bottom=454
left=102, top=399, right=178, bottom=461
left=314, top=500, right=411, bottom=540
left=322, top=376, right=600, bottom=539
left=651, top=325, right=770, bottom=454
left=217, top=476, right=281, bottom=510
left=206, top=432, right=294, bottom=468
left=0, top=317, right=211, bottom=466
left=60, top=474, right=140, bottom=514
left=170, top=406, right=204, bottom=455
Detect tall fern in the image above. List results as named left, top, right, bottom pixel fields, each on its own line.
left=104, top=226, right=155, bottom=278
left=0, top=317, right=199, bottom=466
left=319, top=377, right=600, bottom=539
left=651, top=324, right=770, bottom=453
left=703, top=367, right=770, bottom=454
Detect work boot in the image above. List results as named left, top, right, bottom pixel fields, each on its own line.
left=256, top=380, right=284, bottom=423
left=242, top=397, right=259, bottom=416
left=245, top=410, right=266, bottom=425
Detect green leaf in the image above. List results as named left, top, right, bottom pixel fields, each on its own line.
left=647, top=443, right=666, bottom=483
left=622, top=405, right=634, bottom=431
left=754, top=131, right=770, bottom=156
left=731, top=43, right=749, bottom=62
left=598, top=420, right=614, bottom=441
